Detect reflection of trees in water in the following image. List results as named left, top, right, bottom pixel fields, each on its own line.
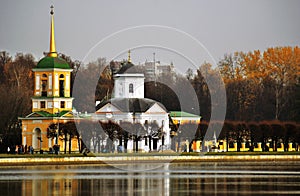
left=4, top=162, right=298, bottom=195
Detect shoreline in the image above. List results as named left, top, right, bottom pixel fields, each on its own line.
left=1, top=155, right=300, bottom=166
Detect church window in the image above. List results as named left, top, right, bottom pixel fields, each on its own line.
left=40, top=101, right=46, bottom=109
left=59, top=74, right=65, bottom=97
left=41, top=74, right=48, bottom=97
left=61, top=101, right=65, bottom=108
left=129, top=83, right=134, bottom=93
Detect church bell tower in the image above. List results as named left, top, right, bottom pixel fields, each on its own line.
left=31, top=6, right=73, bottom=115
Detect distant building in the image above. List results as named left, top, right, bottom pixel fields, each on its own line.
left=111, top=60, right=175, bottom=82
left=143, top=61, right=175, bottom=82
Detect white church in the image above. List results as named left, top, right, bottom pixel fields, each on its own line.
left=94, top=51, right=170, bottom=152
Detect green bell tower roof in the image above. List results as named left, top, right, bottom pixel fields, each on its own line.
left=36, top=56, right=70, bottom=69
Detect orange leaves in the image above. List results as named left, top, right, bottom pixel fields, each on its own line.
left=220, top=46, right=300, bottom=86
left=263, top=46, right=299, bottom=85
left=218, top=46, right=300, bottom=121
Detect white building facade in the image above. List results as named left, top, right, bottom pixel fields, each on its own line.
left=113, top=73, right=144, bottom=98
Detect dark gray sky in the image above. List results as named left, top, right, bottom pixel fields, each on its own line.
left=1, top=0, right=300, bottom=67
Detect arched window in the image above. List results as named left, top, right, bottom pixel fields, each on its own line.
left=129, top=83, right=134, bottom=93
left=32, top=128, right=41, bottom=149
left=59, top=74, right=65, bottom=97
left=41, top=74, right=48, bottom=96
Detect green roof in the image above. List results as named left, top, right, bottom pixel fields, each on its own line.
left=36, top=56, right=70, bottom=69
left=35, top=110, right=70, bottom=117
left=169, top=111, right=201, bottom=118
left=35, top=111, right=50, bottom=117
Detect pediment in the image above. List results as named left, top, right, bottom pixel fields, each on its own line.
left=145, top=103, right=167, bottom=114
left=26, top=112, right=45, bottom=118
left=95, top=103, right=121, bottom=114
left=61, top=111, right=75, bottom=117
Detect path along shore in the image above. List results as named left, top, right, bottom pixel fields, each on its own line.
left=0, top=155, right=300, bottom=166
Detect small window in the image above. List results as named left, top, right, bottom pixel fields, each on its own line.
left=59, top=74, right=64, bottom=78
left=61, top=101, right=65, bottom=108
left=129, top=83, right=133, bottom=93
left=41, top=80, right=47, bottom=96
left=41, top=101, right=46, bottom=109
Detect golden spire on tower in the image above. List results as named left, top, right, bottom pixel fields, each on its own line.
left=128, top=50, right=131, bottom=63
left=48, top=5, right=57, bottom=57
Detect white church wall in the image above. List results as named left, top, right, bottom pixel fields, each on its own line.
left=113, top=74, right=144, bottom=98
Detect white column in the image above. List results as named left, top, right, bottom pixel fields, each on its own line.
left=48, top=74, right=52, bottom=89
left=55, top=74, right=58, bottom=89
left=35, top=75, right=40, bottom=90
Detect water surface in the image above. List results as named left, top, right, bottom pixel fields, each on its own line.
left=0, top=161, right=300, bottom=195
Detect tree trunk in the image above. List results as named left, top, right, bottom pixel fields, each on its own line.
left=273, top=138, right=278, bottom=152
left=135, top=136, right=138, bottom=153
left=124, top=138, right=128, bottom=152
left=149, top=136, right=152, bottom=151
left=64, top=134, right=67, bottom=154
left=78, top=137, right=81, bottom=153
left=68, top=136, right=71, bottom=154
left=226, top=131, right=229, bottom=152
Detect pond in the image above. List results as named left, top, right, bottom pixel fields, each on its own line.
left=0, top=161, right=300, bottom=195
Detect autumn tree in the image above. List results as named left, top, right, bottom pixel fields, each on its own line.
left=262, top=47, right=300, bottom=120
left=219, top=47, right=300, bottom=122
left=73, top=58, right=108, bottom=113
left=0, top=52, right=35, bottom=149
left=191, top=63, right=211, bottom=121
left=0, top=51, right=12, bottom=83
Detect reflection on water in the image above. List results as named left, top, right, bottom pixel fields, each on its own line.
left=0, top=161, right=300, bottom=195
